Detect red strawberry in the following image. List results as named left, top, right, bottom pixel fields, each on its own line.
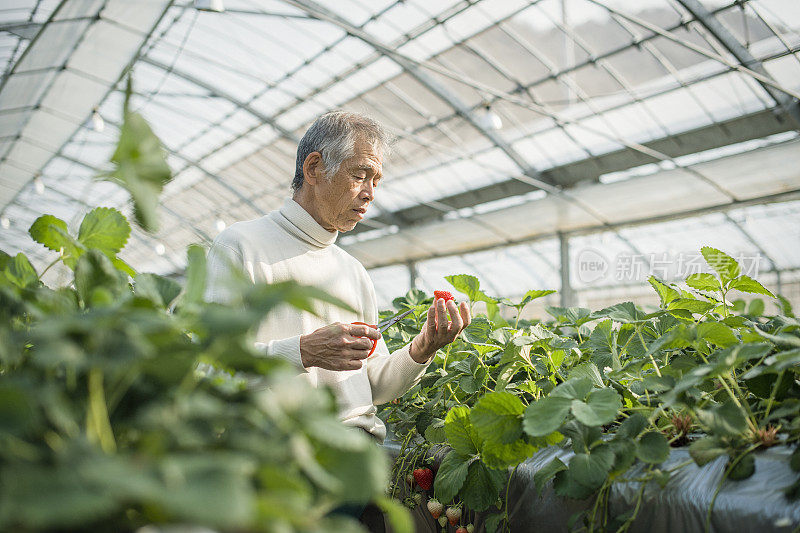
left=434, top=290, right=454, bottom=302
left=446, top=506, right=462, bottom=526
left=413, top=467, right=433, bottom=490
left=456, top=527, right=469, bottom=533
left=427, top=498, right=443, bottom=519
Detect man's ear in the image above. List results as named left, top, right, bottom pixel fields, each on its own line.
left=302, top=152, right=325, bottom=185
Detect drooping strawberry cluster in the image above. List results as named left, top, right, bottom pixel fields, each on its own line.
left=434, top=290, right=455, bottom=301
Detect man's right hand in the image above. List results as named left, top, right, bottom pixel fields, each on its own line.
left=299, top=322, right=381, bottom=370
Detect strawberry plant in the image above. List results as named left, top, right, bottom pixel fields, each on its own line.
left=379, top=254, right=799, bottom=532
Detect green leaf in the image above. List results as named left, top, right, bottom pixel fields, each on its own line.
left=649, top=276, right=680, bottom=306
left=1, top=252, right=39, bottom=289
left=445, top=406, right=480, bottom=455
left=460, top=460, right=506, bottom=511
left=668, top=298, right=716, bottom=314
left=180, top=244, right=207, bottom=308
left=485, top=512, right=504, bottom=533
left=550, top=377, right=593, bottom=401
left=616, top=413, right=648, bottom=440
left=546, top=306, right=592, bottom=326
left=471, top=391, right=524, bottom=444
left=685, top=273, right=721, bottom=292
left=728, top=453, right=755, bottom=481
left=696, top=322, right=738, bottom=348
left=567, top=362, right=605, bottom=389
left=635, top=431, right=670, bottom=464
left=688, top=437, right=727, bottom=466
left=570, top=388, right=621, bottom=427
left=375, top=496, right=413, bottom=533
left=523, top=396, right=572, bottom=437
left=434, top=450, right=474, bottom=503
left=134, top=273, right=181, bottom=307
left=696, top=401, right=748, bottom=437
left=462, top=316, right=494, bottom=346
left=729, top=275, right=775, bottom=298
left=533, top=457, right=567, bottom=494
left=568, top=445, right=614, bottom=491
left=29, top=215, right=85, bottom=268
left=481, top=438, right=537, bottom=469
left=77, top=207, right=130, bottom=257
left=700, top=247, right=740, bottom=284
left=103, top=78, right=172, bottom=232
left=445, top=274, right=495, bottom=303
left=74, top=250, right=128, bottom=306
left=746, top=298, right=765, bottom=316
left=591, top=302, right=647, bottom=323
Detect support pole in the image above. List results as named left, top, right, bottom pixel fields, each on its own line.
left=559, top=232, right=577, bottom=307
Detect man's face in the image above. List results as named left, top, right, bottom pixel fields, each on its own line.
left=313, top=137, right=383, bottom=233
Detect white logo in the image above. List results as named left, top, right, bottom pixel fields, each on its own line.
left=576, top=248, right=609, bottom=284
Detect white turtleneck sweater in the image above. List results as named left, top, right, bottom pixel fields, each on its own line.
left=204, top=197, right=430, bottom=442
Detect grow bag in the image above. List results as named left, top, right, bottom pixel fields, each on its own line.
left=384, top=442, right=799, bottom=533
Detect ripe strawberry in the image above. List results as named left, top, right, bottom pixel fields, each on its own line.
left=434, top=290, right=454, bottom=302
left=427, top=498, right=443, bottom=519
left=456, top=527, right=469, bottom=533
left=413, top=467, right=433, bottom=490
left=446, top=506, right=462, bottom=526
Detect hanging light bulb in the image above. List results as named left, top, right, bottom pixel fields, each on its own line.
left=0, top=216, right=9, bottom=229
left=215, top=219, right=226, bottom=232
left=155, top=243, right=166, bottom=256
left=194, top=0, right=224, bottom=12
left=34, top=177, right=45, bottom=195
left=91, top=107, right=105, bottom=132
left=479, top=104, right=503, bottom=131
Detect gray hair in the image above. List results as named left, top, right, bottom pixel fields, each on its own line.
left=292, top=111, right=392, bottom=191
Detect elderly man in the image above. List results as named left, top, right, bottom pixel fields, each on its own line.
left=205, top=111, right=470, bottom=443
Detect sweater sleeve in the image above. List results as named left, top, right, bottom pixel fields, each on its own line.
left=366, top=339, right=430, bottom=405
left=205, top=236, right=306, bottom=371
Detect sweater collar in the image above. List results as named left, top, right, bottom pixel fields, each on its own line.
left=276, top=197, right=338, bottom=248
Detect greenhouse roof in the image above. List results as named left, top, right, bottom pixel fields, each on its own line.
left=1, top=0, right=799, bottom=305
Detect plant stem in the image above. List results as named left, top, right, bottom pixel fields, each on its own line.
left=762, top=369, right=785, bottom=422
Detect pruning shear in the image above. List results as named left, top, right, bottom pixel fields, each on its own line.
left=352, top=307, right=416, bottom=356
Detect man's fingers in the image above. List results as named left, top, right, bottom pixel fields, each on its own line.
left=435, top=298, right=447, bottom=331
left=349, top=323, right=380, bottom=339
left=426, top=304, right=436, bottom=330
left=446, top=300, right=463, bottom=333
left=459, top=301, right=471, bottom=328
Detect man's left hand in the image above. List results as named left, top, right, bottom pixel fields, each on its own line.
left=409, top=298, right=471, bottom=363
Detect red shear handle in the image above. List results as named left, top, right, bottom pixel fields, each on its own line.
left=352, top=321, right=378, bottom=357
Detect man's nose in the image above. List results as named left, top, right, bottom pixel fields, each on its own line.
left=360, top=180, right=375, bottom=200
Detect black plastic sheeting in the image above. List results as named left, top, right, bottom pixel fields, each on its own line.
left=383, top=442, right=800, bottom=532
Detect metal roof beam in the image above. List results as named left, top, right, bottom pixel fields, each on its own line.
left=138, top=55, right=299, bottom=144
left=282, top=0, right=560, bottom=191
left=674, top=0, right=800, bottom=131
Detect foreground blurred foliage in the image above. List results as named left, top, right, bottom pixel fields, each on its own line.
left=380, top=249, right=800, bottom=532
left=0, top=80, right=410, bottom=533
left=0, top=207, right=411, bottom=533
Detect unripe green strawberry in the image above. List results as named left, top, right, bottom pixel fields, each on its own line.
left=466, top=525, right=475, bottom=533
left=438, top=515, right=448, bottom=527
left=412, top=493, right=422, bottom=505
left=427, top=498, right=443, bottom=519
left=405, top=473, right=414, bottom=486
left=446, top=506, right=462, bottom=526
